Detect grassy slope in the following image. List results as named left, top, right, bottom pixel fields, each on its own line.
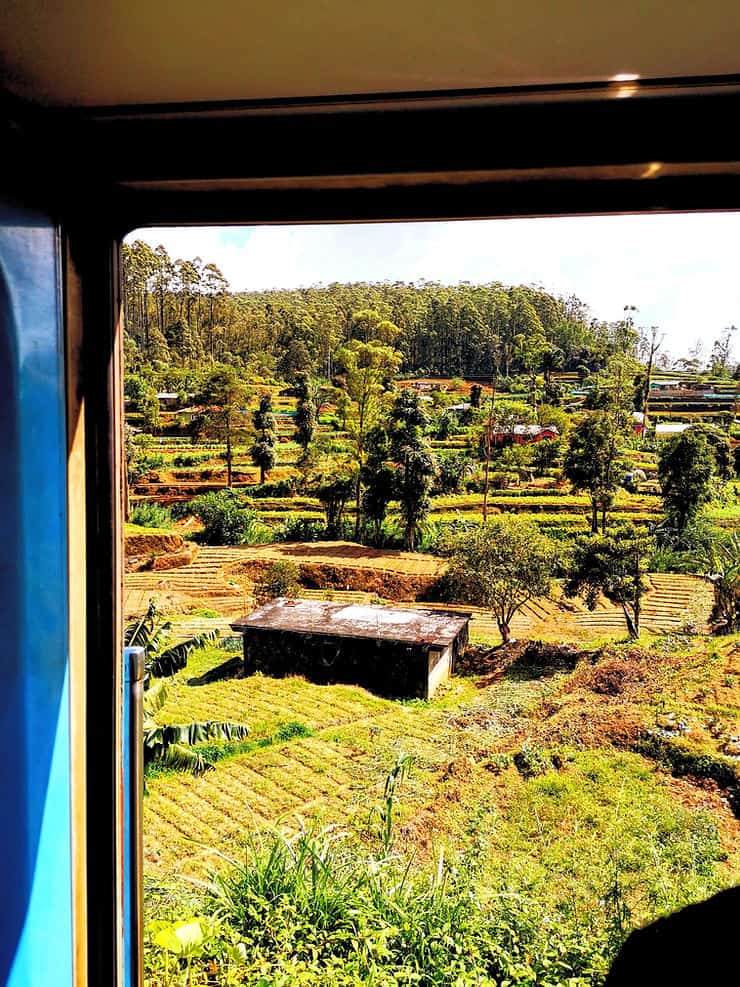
left=145, top=635, right=740, bottom=937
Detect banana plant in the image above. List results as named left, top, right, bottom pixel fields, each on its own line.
left=144, top=680, right=249, bottom=775
left=125, top=599, right=220, bottom=681
left=698, top=532, right=740, bottom=633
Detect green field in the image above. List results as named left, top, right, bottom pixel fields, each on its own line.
left=143, top=635, right=740, bottom=985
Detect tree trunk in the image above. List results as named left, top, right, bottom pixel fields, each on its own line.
left=354, top=472, right=362, bottom=541
left=591, top=499, right=599, bottom=534
left=621, top=603, right=638, bottom=639
left=226, top=426, right=232, bottom=487
left=482, top=370, right=498, bottom=523
left=498, top=620, right=511, bottom=643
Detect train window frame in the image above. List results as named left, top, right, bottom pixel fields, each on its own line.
left=56, top=77, right=740, bottom=986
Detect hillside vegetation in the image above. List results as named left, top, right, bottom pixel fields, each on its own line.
left=123, top=242, right=740, bottom=985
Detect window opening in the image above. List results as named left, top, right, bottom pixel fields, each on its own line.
left=122, top=214, right=740, bottom=985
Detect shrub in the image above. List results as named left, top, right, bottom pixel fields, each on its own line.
left=190, top=490, right=272, bottom=546
left=170, top=500, right=193, bottom=521
left=128, top=452, right=165, bottom=483
left=247, top=477, right=299, bottom=498
left=128, top=501, right=172, bottom=529
left=172, top=452, right=209, bottom=467
left=255, top=560, right=300, bottom=600
left=274, top=518, right=326, bottom=542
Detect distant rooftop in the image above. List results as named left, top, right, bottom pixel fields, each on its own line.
left=655, top=422, right=692, bottom=434
left=231, top=598, right=471, bottom=648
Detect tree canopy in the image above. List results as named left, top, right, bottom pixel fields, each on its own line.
left=658, top=430, right=716, bottom=536
left=443, top=517, right=556, bottom=643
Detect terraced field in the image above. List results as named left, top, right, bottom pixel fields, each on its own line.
left=144, top=657, right=552, bottom=877
left=125, top=542, right=714, bottom=640
left=144, top=632, right=740, bottom=885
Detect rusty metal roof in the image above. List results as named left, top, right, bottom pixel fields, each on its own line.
left=231, top=598, right=471, bottom=648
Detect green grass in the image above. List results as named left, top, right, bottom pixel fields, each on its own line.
left=142, top=624, right=740, bottom=985
left=125, top=522, right=173, bottom=535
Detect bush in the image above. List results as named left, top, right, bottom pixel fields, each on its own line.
left=248, top=477, right=300, bottom=498
left=170, top=500, right=193, bottom=521
left=255, top=561, right=300, bottom=600
left=128, top=452, right=165, bottom=483
left=172, top=452, right=209, bottom=467
left=190, top=490, right=272, bottom=545
left=196, top=823, right=612, bottom=986
left=274, top=517, right=357, bottom=543
left=128, top=501, right=172, bottom=529
left=274, top=518, right=326, bottom=542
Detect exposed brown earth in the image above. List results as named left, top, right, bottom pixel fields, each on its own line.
left=124, top=542, right=714, bottom=645
left=124, top=531, right=198, bottom=573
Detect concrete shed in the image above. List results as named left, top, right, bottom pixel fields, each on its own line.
left=231, top=598, right=471, bottom=699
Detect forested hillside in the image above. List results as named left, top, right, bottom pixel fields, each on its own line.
left=123, top=240, right=640, bottom=380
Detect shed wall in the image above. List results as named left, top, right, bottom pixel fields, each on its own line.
left=242, top=628, right=431, bottom=698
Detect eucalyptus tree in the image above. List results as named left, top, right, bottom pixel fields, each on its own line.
left=638, top=325, right=664, bottom=432
left=335, top=339, right=402, bottom=539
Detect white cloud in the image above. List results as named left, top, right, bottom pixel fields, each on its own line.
left=129, top=213, right=740, bottom=358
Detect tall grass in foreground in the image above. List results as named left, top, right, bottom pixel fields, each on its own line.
left=146, top=822, right=612, bottom=986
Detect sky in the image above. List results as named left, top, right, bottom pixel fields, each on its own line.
left=128, top=213, right=740, bottom=360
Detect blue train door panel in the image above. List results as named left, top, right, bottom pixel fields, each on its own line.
left=0, top=202, right=73, bottom=986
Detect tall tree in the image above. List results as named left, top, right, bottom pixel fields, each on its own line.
left=361, top=426, right=396, bottom=544
left=389, top=390, right=436, bottom=550
left=514, top=329, right=549, bottom=411
left=335, top=339, right=402, bottom=539
left=638, top=325, right=664, bottom=435
left=193, top=366, right=250, bottom=487
left=564, top=412, right=627, bottom=533
left=351, top=308, right=401, bottom=345
left=250, top=392, right=277, bottom=484
left=710, top=327, right=737, bottom=377
left=202, top=261, right=229, bottom=359
left=658, top=429, right=716, bottom=536
left=294, top=374, right=318, bottom=454
left=481, top=335, right=501, bottom=522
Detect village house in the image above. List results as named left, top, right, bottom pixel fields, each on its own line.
left=231, top=598, right=471, bottom=699
left=632, top=411, right=648, bottom=436
left=650, top=379, right=684, bottom=392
